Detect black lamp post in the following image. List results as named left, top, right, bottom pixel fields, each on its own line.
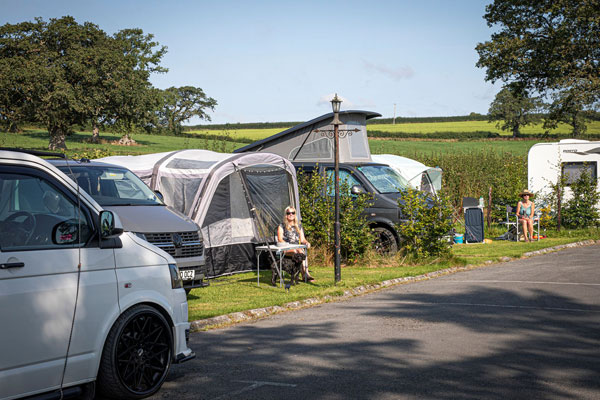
left=314, top=94, right=358, bottom=284
left=330, top=94, right=342, bottom=283
left=331, top=93, right=342, bottom=283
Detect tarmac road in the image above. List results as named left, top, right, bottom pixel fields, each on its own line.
left=150, top=243, right=600, bottom=399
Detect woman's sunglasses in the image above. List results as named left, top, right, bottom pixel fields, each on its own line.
left=286, top=211, right=296, bottom=215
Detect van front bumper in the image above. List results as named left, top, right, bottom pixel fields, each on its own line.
left=173, top=290, right=195, bottom=363
left=174, top=350, right=196, bottom=364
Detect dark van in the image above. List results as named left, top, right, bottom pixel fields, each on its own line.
left=294, top=161, right=412, bottom=253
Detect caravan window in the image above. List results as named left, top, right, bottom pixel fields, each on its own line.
left=561, top=162, right=597, bottom=186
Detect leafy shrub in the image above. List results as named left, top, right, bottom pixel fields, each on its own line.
left=395, top=188, right=454, bottom=259
left=538, top=204, right=556, bottom=230
left=562, top=171, right=600, bottom=228
left=297, top=168, right=373, bottom=263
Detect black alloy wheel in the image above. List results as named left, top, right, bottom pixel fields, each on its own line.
left=372, top=226, right=398, bottom=255
left=98, top=305, right=172, bottom=399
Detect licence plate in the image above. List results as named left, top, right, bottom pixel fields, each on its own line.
left=180, top=269, right=195, bottom=280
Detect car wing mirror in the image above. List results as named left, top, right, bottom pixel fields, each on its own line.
left=99, top=210, right=123, bottom=239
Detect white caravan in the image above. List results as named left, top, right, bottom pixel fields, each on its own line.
left=528, top=139, right=600, bottom=205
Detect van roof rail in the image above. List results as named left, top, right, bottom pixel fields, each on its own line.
left=0, top=147, right=67, bottom=159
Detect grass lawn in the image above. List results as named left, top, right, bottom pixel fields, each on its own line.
left=186, top=228, right=599, bottom=322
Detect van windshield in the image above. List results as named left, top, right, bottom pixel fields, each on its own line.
left=57, top=165, right=163, bottom=206
left=358, top=165, right=409, bottom=193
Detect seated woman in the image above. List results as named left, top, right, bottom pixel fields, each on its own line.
left=516, top=189, right=536, bottom=242
left=277, top=206, right=314, bottom=281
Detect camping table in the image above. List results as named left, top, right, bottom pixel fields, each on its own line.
left=256, top=244, right=306, bottom=287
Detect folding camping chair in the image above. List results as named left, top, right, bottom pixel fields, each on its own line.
left=501, top=205, right=541, bottom=241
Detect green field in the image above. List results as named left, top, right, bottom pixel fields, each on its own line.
left=1, top=128, right=545, bottom=159
left=186, top=120, right=600, bottom=142
left=369, top=138, right=537, bottom=157
left=0, top=128, right=247, bottom=156
left=3, top=118, right=598, bottom=160
left=188, top=127, right=284, bottom=141
left=368, top=120, right=600, bottom=135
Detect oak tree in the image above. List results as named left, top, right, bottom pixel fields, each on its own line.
left=0, top=17, right=167, bottom=149
left=476, top=0, right=600, bottom=136
left=158, top=86, right=217, bottom=134
left=488, top=85, right=542, bottom=138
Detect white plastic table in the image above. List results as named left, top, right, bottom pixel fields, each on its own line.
left=255, top=243, right=306, bottom=287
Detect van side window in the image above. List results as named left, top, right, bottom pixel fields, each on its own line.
left=325, top=169, right=361, bottom=196
left=0, top=172, right=92, bottom=251
left=561, top=162, right=597, bottom=186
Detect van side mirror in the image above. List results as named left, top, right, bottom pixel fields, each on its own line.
left=100, top=210, right=123, bottom=239
left=351, top=185, right=366, bottom=195
left=154, top=190, right=164, bottom=201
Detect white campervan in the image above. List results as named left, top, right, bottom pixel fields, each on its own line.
left=528, top=139, right=600, bottom=206
left=0, top=150, right=194, bottom=400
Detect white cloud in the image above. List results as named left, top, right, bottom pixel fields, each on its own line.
left=317, top=93, right=354, bottom=109
left=362, top=60, right=415, bottom=81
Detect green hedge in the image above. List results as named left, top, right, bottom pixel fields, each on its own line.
left=368, top=130, right=600, bottom=140
left=368, top=130, right=501, bottom=139
left=400, top=150, right=527, bottom=219
left=368, top=115, right=488, bottom=124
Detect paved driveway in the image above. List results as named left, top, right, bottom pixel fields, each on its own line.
left=151, top=244, right=600, bottom=399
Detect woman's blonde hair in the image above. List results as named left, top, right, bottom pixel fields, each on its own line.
left=283, top=206, right=300, bottom=232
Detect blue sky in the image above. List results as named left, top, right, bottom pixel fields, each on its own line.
left=1, top=0, right=501, bottom=125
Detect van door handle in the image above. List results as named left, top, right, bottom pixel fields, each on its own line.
left=0, top=262, right=25, bottom=269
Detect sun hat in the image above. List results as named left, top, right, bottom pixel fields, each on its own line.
left=519, top=189, right=534, bottom=198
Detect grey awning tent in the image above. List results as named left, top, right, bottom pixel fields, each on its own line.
left=234, top=110, right=381, bottom=162
left=98, top=150, right=300, bottom=277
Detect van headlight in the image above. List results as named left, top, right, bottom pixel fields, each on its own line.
left=168, top=263, right=183, bottom=289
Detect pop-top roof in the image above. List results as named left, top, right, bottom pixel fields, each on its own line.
left=234, top=110, right=381, bottom=163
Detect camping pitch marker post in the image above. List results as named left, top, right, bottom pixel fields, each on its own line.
left=314, top=94, right=359, bottom=284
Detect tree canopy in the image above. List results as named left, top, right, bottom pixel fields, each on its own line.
left=488, top=85, right=542, bottom=138
left=476, top=0, right=600, bottom=135
left=0, top=16, right=197, bottom=149
left=158, top=86, right=217, bottom=134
